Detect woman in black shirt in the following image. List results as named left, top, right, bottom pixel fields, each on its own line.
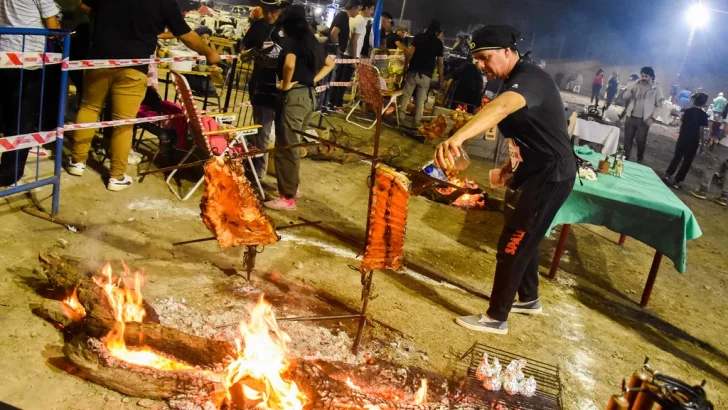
left=264, top=5, right=335, bottom=211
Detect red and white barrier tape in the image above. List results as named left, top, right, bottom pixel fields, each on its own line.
left=61, top=55, right=238, bottom=71
left=0, top=128, right=62, bottom=152
left=333, top=54, right=405, bottom=64
left=0, top=52, right=63, bottom=68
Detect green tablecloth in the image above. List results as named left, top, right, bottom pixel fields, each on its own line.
left=549, top=148, right=702, bottom=273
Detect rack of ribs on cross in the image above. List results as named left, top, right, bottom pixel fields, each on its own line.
left=360, top=165, right=411, bottom=273
left=200, top=156, right=279, bottom=249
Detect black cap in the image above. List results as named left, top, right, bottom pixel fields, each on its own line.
left=258, top=0, right=290, bottom=10
left=470, top=25, right=521, bottom=53
left=280, top=4, right=306, bottom=22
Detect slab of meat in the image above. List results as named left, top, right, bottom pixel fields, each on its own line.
left=200, top=157, right=279, bottom=248
left=360, top=165, right=411, bottom=273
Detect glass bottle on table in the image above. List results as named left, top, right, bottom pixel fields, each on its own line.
left=612, top=145, right=626, bottom=177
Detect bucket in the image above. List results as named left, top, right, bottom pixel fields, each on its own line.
left=169, top=49, right=197, bottom=72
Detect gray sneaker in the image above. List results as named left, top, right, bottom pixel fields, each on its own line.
left=511, top=298, right=543, bottom=315
left=455, top=314, right=508, bottom=335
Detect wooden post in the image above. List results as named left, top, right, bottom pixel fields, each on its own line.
left=618, top=234, right=627, bottom=246
left=640, top=252, right=663, bottom=308
left=548, top=224, right=571, bottom=279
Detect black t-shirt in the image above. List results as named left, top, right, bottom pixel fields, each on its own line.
left=242, top=19, right=281, bottom=107
left=497, top=61, right=577, bottom=188
left=361, top=20, right=373, bottom=57
left=408, top=32, right=443, bottom=76
left=607, top=77, right=619, bottom=93
left=84, top=0, right=191, bottom=72
left=330, top=11, right=350, bottom=54
left=452, top=63, right=484, bottom=110
left=678, top=107, right=709, bottom=146
left=385, top=32, right=402, bottom=49
left=278, top=38, right=322, bottom=87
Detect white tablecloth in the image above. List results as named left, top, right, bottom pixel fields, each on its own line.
left=574, top=118, right=621, bottom=155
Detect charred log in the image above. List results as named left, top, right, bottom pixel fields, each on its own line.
left=63, top=335, right=223, bottom=401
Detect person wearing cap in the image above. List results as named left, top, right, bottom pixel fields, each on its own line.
left=68, top=0, right=220, bottom=192
left=240, top=0, right=289, bottom=182
left=664, top=92, right=709, bottom=190
left=263, top=5, right=335, bottom=211
left=621, top=67, right=665, bottom=163
left=328, top=0, right=362, bottom=110
left=434, top=25, right=577, bottom=335
left=398, top=19, right=445, bottom=127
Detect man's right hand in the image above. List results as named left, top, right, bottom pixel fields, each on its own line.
left=206, top=49, right=222, bottom=67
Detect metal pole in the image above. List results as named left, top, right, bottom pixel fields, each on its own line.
left=223, top=56, right=237, bottom=112
left=557, top=36, right=565, bottom=61
left=398, top=0, right=407, bottom=26
left=530, top=32, right=536, bottom=52
left=53, top=32, right=72, bottom=216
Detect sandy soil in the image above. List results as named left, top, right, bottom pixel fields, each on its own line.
left=0, top=91, right=726, bottom=410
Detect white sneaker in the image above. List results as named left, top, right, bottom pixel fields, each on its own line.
left=107, top=175, right=133, bottom=192
left=128, top=151, right=143, bottom=165
left=66, top=160, right=86, bottom=176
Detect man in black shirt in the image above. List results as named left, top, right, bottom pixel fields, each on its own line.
left=398, top=19, right=444, bottom=126
left=434, top=25, right=577, bottom=335
left=69, top=0, right=220, bottom=192
left=241, top=0, right=289, bottom=181
left=665, top=93, right=708, bottom=189
left=328, top=0, right=361, bottom=109
left=385, top=27, right=407, bottom=51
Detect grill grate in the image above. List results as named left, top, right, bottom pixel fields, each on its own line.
left=459, top=342, right=563, bottom=410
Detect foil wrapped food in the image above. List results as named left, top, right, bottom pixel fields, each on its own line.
left=503, top=359, right=529, bottom=395
left=519, top=376, right=537, bottom=397
left=475, top=353, right=503, bottom=391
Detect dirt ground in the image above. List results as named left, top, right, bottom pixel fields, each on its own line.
left=1, top=90, right=727, bottom=410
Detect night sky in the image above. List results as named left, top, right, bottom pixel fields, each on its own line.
left=220, top=0, right=728, bottom=76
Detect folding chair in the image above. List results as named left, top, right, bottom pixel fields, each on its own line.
left=166, top=71, right=263, bottom=201
left=345, top=64, right=402, bottom=130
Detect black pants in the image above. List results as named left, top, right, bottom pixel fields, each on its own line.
left=0, top=69, right=43, bottom=186
left=329, top=55, right=355, bottom=108
left=624, top=116, right=651, bottom=162
left=591, top=84, right=602, bottom=104
left=487, top=177, right=575, bottom=321
left=606, top=91, right=617, bottom=108
left=666, top=142, right=698, bottom=183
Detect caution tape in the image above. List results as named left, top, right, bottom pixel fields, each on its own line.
left=0, top=52, right=64, bottom=68
left=0, top=128, right=62, bottom=152
left=60, top=55, right=238, bottom=71
left=333, top=54, right=405, bottom=64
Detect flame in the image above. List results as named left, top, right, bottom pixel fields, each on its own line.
left=224, top=294, right=306, bottom=409
left=63, top=286, right=86, bottom=316
left=94, top=262, right=192, bottom=371
left=437, top=178, right=487, bottom=209
left=414, top=379, right=428, bottom=404
left=346, top=377, right=362, bottom=391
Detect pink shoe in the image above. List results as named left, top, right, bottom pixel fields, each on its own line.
left=280, top=189, right=302, bottom=199
left=264, top=197, right=297, bottom=211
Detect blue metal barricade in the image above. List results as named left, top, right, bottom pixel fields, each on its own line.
left=0, top=27, right=70, bottom=216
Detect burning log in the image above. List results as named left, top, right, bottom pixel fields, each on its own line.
left=37, top=253, right=235, bottom=368
left=200, top=157, right=279, bottom=249
left=63, top=335, right=223, bottom=401
left=361, top=166, right=411, bottom=274
left=31, top=299, right=85, bottom=328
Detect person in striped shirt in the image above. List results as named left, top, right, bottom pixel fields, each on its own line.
left=0, top=0, right=60, bottom=186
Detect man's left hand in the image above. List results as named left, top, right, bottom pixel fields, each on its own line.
left=646, top=118, right=655, bottom=126
left=206, top=49, right=222, bottom=67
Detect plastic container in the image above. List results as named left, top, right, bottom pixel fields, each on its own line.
left=423, top=161, right=448, bottom=181
left=169, top=49, right=197, bottom=71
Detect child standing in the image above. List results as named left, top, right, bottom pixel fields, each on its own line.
left=664, top=93, right=709, bottom=189
left=591, top=69, right=605, bottom=105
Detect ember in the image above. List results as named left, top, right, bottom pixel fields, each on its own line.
left=224, top=294, right=306, bottom=410
left=63, top=286, right=86, bottom=317
left=94, top=262, right=193, bottom=371
left=437, top=178, right=487, bottom=209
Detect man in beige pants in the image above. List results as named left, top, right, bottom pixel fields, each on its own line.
left=67, top=0, right=220, bottom=191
